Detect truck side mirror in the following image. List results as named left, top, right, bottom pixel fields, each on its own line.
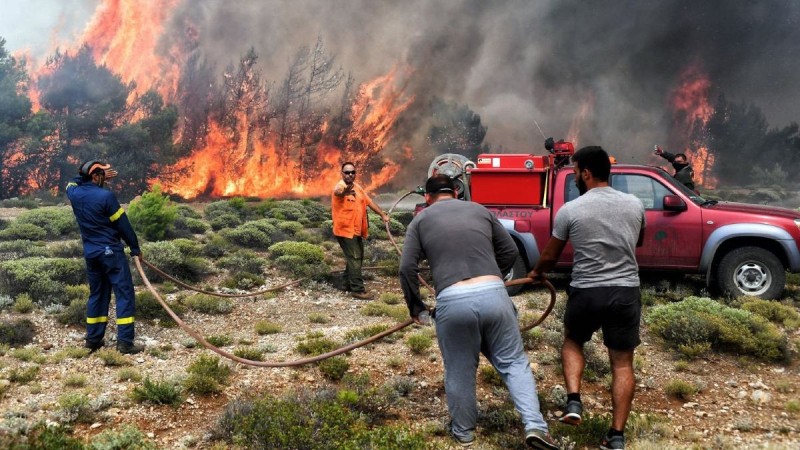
left=663, top=195, right=687, bottom=212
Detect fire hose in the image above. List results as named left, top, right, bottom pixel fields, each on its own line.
left=131, top=190, right=557, bottom=367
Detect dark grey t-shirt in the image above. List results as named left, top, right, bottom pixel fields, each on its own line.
left=553, top=186, right=645, bottom=288
left=399, top=198, right=518, bottom=315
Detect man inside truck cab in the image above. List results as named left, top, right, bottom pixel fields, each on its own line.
left=530, top=146, right=645, bottom=450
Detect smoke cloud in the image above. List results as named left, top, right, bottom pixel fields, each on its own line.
left=7, top=0, right=800, bottom=168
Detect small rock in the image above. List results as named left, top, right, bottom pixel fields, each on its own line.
left=554, top=410, right=563, bottom=418
left=751, top=390, right=771, bottom=404
left=682, top=402, right=698, bottom=409
left=90, top=423, right=102, bottom=429
left=147, top=432, right=155, bottom=439
left=736, top=390, right=748, bottom=399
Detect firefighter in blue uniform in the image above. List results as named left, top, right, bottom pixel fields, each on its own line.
left=66, top=160, right=144, bottom=354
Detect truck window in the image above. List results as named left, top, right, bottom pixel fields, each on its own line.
left=611, top=174, right=671, bottom=209
left=565, top=174, right=580, bottom=203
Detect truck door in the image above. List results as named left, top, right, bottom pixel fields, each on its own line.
left=609, top=173, right=702, bottom=268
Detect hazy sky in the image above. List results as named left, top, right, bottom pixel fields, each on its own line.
left=3, top=0, right=800, bottom=160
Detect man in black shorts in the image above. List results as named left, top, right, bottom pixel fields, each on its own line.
left=531, top=146, right=645, bottom=450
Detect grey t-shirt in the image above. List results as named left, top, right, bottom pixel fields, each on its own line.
left=399, top=198, right=518, bottom=316
left=553, top=186, right=645, bottom=288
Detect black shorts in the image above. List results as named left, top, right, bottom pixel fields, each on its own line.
left=564, top=286, right=641, bottom=350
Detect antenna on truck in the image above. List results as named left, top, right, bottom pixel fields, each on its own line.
left=533, top=120, right=547, bottom=140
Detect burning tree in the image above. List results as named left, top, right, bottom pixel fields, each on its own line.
left=0, top=38, right=33, bottom=196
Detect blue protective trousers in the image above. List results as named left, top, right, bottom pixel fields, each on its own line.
left=435, top=280, right=549, bottom=441
left=85, top=249, right=136, bottom=346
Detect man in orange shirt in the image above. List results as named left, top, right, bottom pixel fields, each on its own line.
left=332, top=162, right=390, bottom=300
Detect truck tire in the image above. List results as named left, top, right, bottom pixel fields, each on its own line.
left=504, top=255, right=527, bottom=296
left=716, top=246, right=785, bottom=299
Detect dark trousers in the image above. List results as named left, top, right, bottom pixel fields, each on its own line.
left=336, top=236, right=365, bottom=293
left=85, top=249, right=136, bottom=345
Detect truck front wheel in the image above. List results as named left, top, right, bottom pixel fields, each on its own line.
left=716, top=246, right=785, bottom=299
left=504, top=255, right=527, bottom=296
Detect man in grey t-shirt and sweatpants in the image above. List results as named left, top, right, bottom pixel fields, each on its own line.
left=532, top=146, right=645, bottom=450
left=400, top=175, right=559, bottom=450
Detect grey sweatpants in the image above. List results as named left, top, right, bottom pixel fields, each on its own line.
left=435, top=279, right=549, bottom=441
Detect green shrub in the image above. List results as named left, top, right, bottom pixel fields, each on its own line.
left=0, top=239, right=48, bottom=260
left=343, top=324, right=390, bottom=343
left=132, top=377, right=184, bottom=406
left=187, top=354, right=232, bottom=385
left=117, top=368, right=142, bottom=382
left=12, top=293, right=35, bottom=313
left=47, top=239, right=83, bottom=258
left=318, top=356, right=350, bottom=381
left=176, top=204, right=202, bottom=220
left=6, top=365, right=40, bottom=384
left=184, top=373, right=224, bottom=395
left=255, top=321, right=282, bottom=335
left=182, top=217, right=210, bottom=234
left=0, top=222, right=47, bottom=241
left=0, top=319, right=36, bottom=347
left=128, top=184, right=178, bottom=241
left=11, top=347, right=45, bottom=363
left=406, top=333, right=433, bottom=354
left=221, top=272, right=265, bottom=290
left=742, top=299, right=800, bottom=329
left=65, top=284, right=89, bottom=302
left=221, top=224, right=272, bottom=249
left=63, top=373, right=88, bottom=388
left=205, top=199, right=248, bottom=221
left=207, top=335, right=234, bottom=347
left=664, top=379, right=697, bottom=400
left=136, top=290, right=186, bottom=326
left=95, top=348, right=132, bottom=367
left=217, top=249, right=266, bottom=274
left=209, top=213, right=243, bottom=231
left=278, top=220, right=304, bottom=235
left=57, top=392, right=93, bottom=423
left=57, top=298, right=88, bottom=326
left=233, top=346, right=264, bottom=361
left=0, top=423, right=84, bottom=449
left=202, top=234, right=234, bottom=258
left=295, top=335, right=339, bottom=356
left=16, top=207, right=78, bottom=238
left=367, top=216, right=406, bottom=240
left=51, top=346, right=91, bottom=362
left=274, top=254, right=330, bottom=278
left=183, top=294, right=233, bottom=315
left=380, top=292, right=403, bottom=305
left=269, top=241, right=325, bottom=262
left=171, top=238, right=203, bottom=257
left=309, top=313, right=329, bottom=324
left=647, top=296, right=788, bottom=362
left=0, top=257, right=85, bottom=305
left=479, top=365, right=504, bottom=387
left=139, top=241, right=211, bottom=282
left=89, top=426, right=158, bottom=450
left=360, top=302, right=408, bottom=322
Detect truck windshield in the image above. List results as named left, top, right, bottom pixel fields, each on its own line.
left=656, top=167, right=706, bottom=205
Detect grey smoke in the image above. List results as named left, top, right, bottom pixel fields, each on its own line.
left=6, top=0, right=800, bottom=168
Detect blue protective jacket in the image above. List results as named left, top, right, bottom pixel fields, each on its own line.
left=66, top=177, right=140, bottom=258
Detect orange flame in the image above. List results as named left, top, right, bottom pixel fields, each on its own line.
left=670, top=65, right=716, bottom=187
left=81, top=0, right=182, bottom=103
left=161, top=68, right=413, bottom=199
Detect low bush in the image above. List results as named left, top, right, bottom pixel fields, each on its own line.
left=221, top=224, right=272, bottom=249
left=0, top=257, right=85, bottom=306
left=7, top=365, right=40, bottom=384
left=207, top=335, right=234, bottom=347
left=309, top=313, right=329, bottom=324
left=16, top=207, right=79, bottom=238
left=213, top=388, right=424, bottom=449
left=95, top=349, right=132, bottom=367
left=646, top=296, right=788, bottom=362
left=63, top=373, right=88, bottom=388
left=479, top=365, right=504, bottom=387
left=117, top=368, right=142, bottom=382
left=664, top=379, right=698, bottom=401
left=187, top=354, right=232, bottom=384
left=318, top=356, right=350, bottom=381
left=51, top=346, right=91, bottom=362
left=90, top=426, right=158, bottom=450
left=139, top=241, right=211, bottom=282
left=360, top=302, right=408, bottom=322
left=295, top=334, right=340, bottom=356
left=11, top=347, right=45, bottom=363
left=742, top=299, right=800, bottom=329
left=233, top=346, right=264, bottom=361
left=217, top=249, right=266, bottom=274
left=269, top=240, right=330, bottom=278
left=0, top=222, right=47, bottom=241
left=183, top=294, right=233, bottom=315
left=255, top=321, right=282, bottom=335
left=0, top=319, right=36, bottom=347
left=171, top=238, right=203, bottom=257
left=367, top=216, right=406, bottom=240
left=406, top=333, right=433, bottom=355
left=57, top=392, right=93, bottom=423
left=0, top=239, right=48, bottom=260
left=13, top=293, right=35, bottom=313
left=57, top=298, right=88, bottom=326
left=204, top=199, right=249, bottom=221
left=132, top=377, right=184, bottom=406
left=136, top=291, right=186, bottom=326
left=202, top=234, right=234, bottom=258
left=343, top=324, right=390, bottom=343
left=209, top=213, right=243, bottom=231
left=47, top=239, right=83, bottom=258
left=221, top=272, right=265, bottom=290
left=0, top=423, right=85, bottom=449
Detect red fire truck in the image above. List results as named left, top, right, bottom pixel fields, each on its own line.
left=427, top=140, right=800, bottom=299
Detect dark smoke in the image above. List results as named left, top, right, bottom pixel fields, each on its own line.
left=152, top=0, right=800, bottom=165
